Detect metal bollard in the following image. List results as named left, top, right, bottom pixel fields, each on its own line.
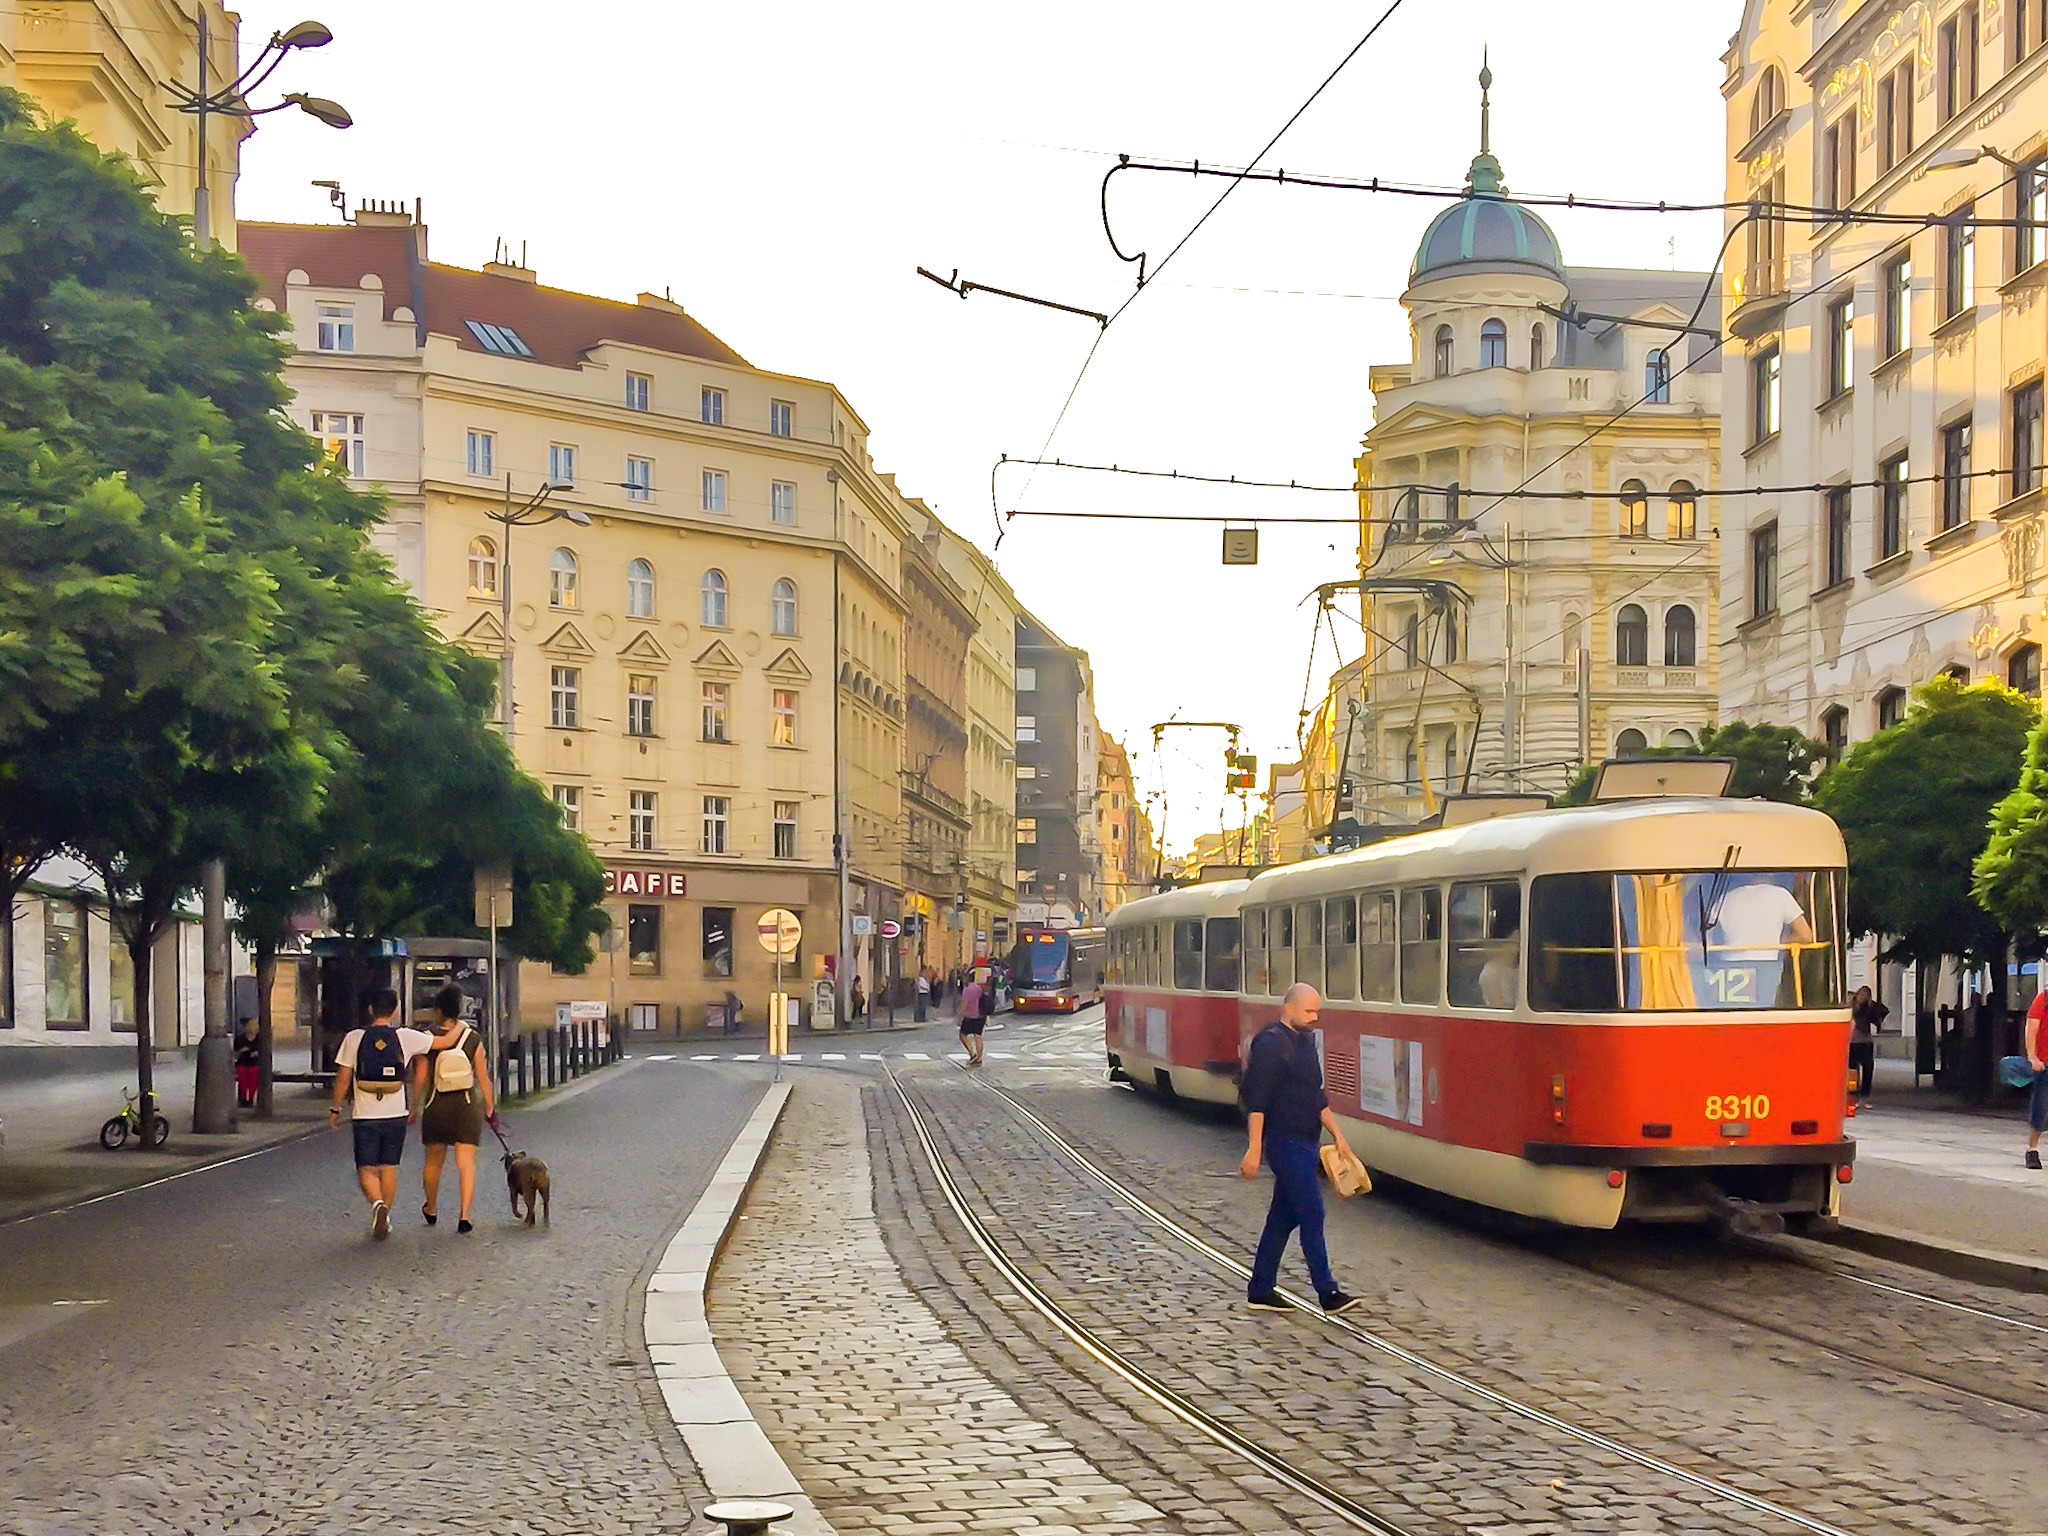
left=702, top=1500, right=794, bottom=1536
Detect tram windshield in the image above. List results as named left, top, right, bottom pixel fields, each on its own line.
left=1012, top=931, right=1071, bottom=988
left=1529, top=870, right=1843, bottom=1012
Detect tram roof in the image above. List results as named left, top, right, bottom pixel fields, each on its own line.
left=1105, top=879, right=1249, bottom=927
left=1246, top=796, right=1845, bottom=904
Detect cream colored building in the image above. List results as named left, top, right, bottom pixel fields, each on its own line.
left=243, top=210, right=922, bottom=1031
left=3, top=0, right=254, bottom=248
left=1719, top=0, right=2048, bottom=748
left=932, top=526, right=1020, bottom=957
left=1350, top=69, right=1721, bottom=824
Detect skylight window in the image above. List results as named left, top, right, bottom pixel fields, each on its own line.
left=464, top=319, right=534, bottom=358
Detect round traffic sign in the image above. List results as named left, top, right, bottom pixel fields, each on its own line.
left=756, top=907, right=802, bottom=958
left=879, top=918, right=902, bottom=940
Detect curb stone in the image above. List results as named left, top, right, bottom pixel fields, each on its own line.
left=1825, top=1215, right=2048, bottom=1293
left=644, top=1080, right=836, bottom=1534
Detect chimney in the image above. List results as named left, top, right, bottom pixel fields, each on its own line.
left=353, top=198, right=416, bottom=228
left=484, top=238, right=537, bottom=283
left=637, top=290, right=687, bottom=315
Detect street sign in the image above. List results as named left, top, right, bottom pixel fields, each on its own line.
left=757, top=907, right=802, bottom=958
left=852, top=914, right=874, bottom=936
left=473, top=865, right=513, bottom=929
left=567, top=999, right=606, bottom=1022
left=879, top=918, right=902, bottom=940
left=1222, top=527, right=1259, bottom=566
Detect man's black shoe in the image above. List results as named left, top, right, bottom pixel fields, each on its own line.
left=1246, top=1292, right=1291, bottom=1312
left=1319, top=1290, right=1361, bottom=1315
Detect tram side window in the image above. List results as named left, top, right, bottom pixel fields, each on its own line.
left=1399, top=887, right=1443, bottom=1005
left=1360, top=891, right=1397, bottom=1001
left=1528, top=873, right=1620, bottom=1011
left=1324, top=896, right=1359, bottom=1000
left=1146, top=925, right=1162, bottom=989
left=1448, top=880, right=1522, bottom=1010
left=1173, top=919, right=1204, bottom=991
left=1243, top=908, right=1267, bottom=994
left=1205, top=917, right=1241, bottom=992
left=1272, top=905, right=1295, bottom=991
left=1295, top=901, right=1324, bottom=991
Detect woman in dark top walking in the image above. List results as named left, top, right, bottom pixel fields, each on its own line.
left=1850, top=985, right=1887, bottom=1100
left=413, top=985, right=495, bottom=1232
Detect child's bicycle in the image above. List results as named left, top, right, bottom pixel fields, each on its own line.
left=99, top=1089, right=169, bottom=1150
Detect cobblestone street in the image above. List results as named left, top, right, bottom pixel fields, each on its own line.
left=0, top=1060, right=760, bottom=1536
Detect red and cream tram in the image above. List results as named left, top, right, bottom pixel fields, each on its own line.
left=1105, top=792, right=1855, bottom=1229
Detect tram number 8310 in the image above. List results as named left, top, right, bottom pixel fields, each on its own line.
left=1705, top=1094, right=1770, bottom=1121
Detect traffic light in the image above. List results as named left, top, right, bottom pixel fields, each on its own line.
left=1225, top=770, right=1256, bottom=791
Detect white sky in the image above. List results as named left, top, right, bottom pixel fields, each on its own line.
left=229, top=1, right=1737, bottom=854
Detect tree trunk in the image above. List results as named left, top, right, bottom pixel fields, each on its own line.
left=254, top=944, right=277, bottom=1118
left=127, top=924, right=157, bottom=1149
left=191, top=858, right=235, bottom=1134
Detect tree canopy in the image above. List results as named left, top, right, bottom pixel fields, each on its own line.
left=1552, top=721, right=1827, bottom=807
left=1813, top=675, right=2037, bottom=965
left=1973, top=708, right=2048, bottom=935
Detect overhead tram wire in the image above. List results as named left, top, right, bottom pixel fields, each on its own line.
left=999, top=0, right=1413, bottom=532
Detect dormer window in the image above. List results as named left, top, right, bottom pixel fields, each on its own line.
left=315, top=302, right=354, bottom=352
left=1433, top=325, right=1454, bottom=377
left=464, top=320, right=534, bottom=358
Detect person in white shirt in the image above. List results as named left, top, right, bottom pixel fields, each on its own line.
left=1707, top=879, right=1815, bottom=1006
left=327, top=987, right=437, bottom=1241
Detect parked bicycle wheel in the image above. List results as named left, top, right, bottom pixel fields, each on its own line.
left=146, top=1113, right=168, bottom=1147
left=99, top=1116, right=129, bottom=1151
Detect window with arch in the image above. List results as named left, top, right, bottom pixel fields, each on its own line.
left=700, top=569, right=729, bottom=628
left=1619, top=479, right=1649, bottom=538
left=1821, top=705, right=1849, bottom=760
left=1876, top=686, right=1907, bottom=730
left=548, top=547, right=579, bottom=610
left=1530, top=323, right=1545, bottom=370
left=2012, top=644, right=2042, bottom=697
left=1667, top=480, right=1698, bottom=539
left=1434, top=325, right=1454, bottom=377
left=1615, top=603, right=1649, bottom=667
left=1751, top=66, right=1783, bottom=138
left=626, top=558, right=655, bottom=619
left=1663, top=604, right=1697, bottom=667
left=467, top=536, right=498, bottom=597
left=771, top=578, right=798, bottom=636
left=1441, top=731, right=1459, bottom=791
left=1645, top=348, right=1671, bottom=403
left=1401, top=738, right=1419, bottom=793
left=1479, top=318, right=1508, bottom=369
left=1941, top=662, right=1971, bottom=685
left=1664, top=728, right=1697, bottom=750
left=1615, top=728, right=1648, bottom=757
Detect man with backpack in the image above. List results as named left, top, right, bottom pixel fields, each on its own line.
left=1238, top=982, right=1361, bottom=1316
left=328, top=988, right=437, bottom=1240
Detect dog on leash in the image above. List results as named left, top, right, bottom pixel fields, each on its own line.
left=503, top=1151, right=551, bottom=1226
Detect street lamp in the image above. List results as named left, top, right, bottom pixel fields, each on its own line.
left=1924, top=143, right=2028, bottom=172
left=168, top=16, right=351, bottom=245
left=491, top=475, right=591, bottom=742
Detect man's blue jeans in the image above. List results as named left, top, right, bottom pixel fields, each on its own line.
left=1249, top=1135, right=1335, bottom=1300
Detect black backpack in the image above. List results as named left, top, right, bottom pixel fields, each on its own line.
left=356, top=1022, right=407, bottom=1097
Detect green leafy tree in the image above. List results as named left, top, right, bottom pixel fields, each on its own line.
left=1973, top=709, right=2048, bottom=939
left=1551, top=721, right=1827, bottom=807
left=1814, top=675, right=2037, bottom=970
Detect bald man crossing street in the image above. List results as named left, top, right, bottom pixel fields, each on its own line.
left=1239, top=983, right=1361, bottom=1315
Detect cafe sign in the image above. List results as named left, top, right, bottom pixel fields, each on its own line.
left=604, top=868, right=687, bottom=898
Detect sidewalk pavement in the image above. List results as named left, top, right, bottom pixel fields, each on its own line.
left=1841, top=1056, right=2048, bottom=1278
left=0, top=1051, right=327, bottom=1224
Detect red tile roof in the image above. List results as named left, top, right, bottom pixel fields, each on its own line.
left=237, top=221, right=749, bottom=370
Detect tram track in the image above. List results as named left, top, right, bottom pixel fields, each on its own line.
left=891, top=1060, right=1866, bottom=1536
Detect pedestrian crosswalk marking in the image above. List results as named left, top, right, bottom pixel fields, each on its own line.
left=692, top=1054, right=716, bottom=1061
left=992, top=1052, right=1016, bottom=1059
left=823, top=1052, right=846, bottom=1060
left=903, top=1052, right=929, bottom=1060
left=642, top=1043, right=1108, bottom=1068
left=647, top=1054, right=676, bottom=1061
left=736, top=1053, right=760, bottom=1061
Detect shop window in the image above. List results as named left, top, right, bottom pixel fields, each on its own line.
left=43, top=898, right=85, bottom=1028
left=629, top=904, right=662, bottom=977
left=703, top=907, right=734, bottom=978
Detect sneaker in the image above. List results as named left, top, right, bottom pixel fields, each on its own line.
left=2029, top=1151, right=2042, bottom=1170
left=371, top=1200, right=391, bottom=1241
left=1319, top=1290, right=1362, bottom=1316
left=1246, top=1293, right=1291, bottom=1312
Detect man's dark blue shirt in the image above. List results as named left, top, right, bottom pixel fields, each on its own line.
left=1240, top=1021, right=1327, bottom=1142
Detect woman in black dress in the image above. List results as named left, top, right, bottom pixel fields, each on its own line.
left=414, top=985, right=495, bottom=1232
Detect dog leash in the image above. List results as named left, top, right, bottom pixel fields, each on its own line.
left=487, top=1113, right=514, bottom=1157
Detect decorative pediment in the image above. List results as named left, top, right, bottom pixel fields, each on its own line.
left=618, top=628, right=671, bottom=667
left=763, top=647, right=811, bottom=681
left=456, top=609, right=506, bottom=655
left=540, top=621, right=594, bottom=658
left=693, top=639, right=742, bottom=675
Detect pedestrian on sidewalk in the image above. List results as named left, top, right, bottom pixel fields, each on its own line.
left=1850, top=986, right=1886, bottom=1100
left=414, top=986, right=496, bottom=1234
left=958, top=973, right=986, bottom=1067
left=2026, top=988, right=2048, bottom=1170
left=328, top=988, right=435, bottom=1241
left=915, top=967, right=931, bottom=1023
left=851, top=976, right=866, bottom=1023
left=1238, top=982, right=1360, bottom=1316
left=233, top=1017, right=261, bottom=1109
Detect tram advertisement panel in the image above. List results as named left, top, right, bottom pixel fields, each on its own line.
left=1359, top=1035, right=1425, bottom=1126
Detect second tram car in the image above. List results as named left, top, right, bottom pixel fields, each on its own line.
left=1104, top=794, right=1855, bottom=1229
left=1007, top=926, right=1107, bottom=1013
